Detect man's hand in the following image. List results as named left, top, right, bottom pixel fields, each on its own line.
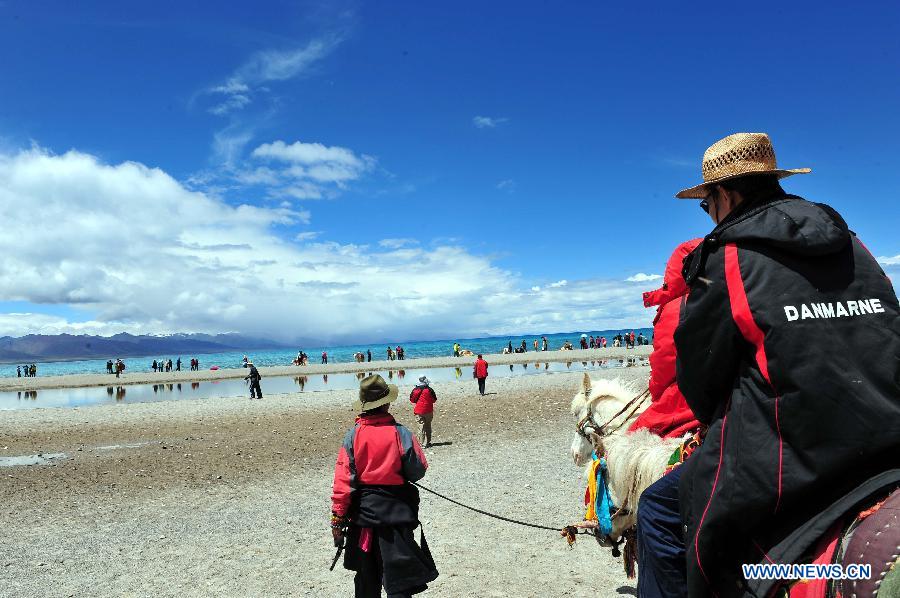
left=332, top=526, right=345, bottom=547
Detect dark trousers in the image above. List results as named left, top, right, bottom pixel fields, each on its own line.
left=636, top=466, right=687, bottom=598
left=249, top=380, right=262, bottom=398
left=477, top=377, right=486, bottom=395
left=346, top=526, right=432, bottom=598
left=353, top=546, right=424, bottom=598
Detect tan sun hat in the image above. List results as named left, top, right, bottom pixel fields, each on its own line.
left=354, top=373, right=399, bottom=412
left=676, top=132, right=811, bottom=199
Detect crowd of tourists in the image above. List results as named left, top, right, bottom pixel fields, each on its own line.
left=147, top=357, right=198, bottom=372
left=16, top=363, right=37, bottom=377
left=387, top=345, right=405, bottom=360
left=105, top=359, right=125, bottom=377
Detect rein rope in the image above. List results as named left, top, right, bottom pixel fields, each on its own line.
left=577, top=386, right=651, bottom=439
left=411, top=481, right=596, bottom=538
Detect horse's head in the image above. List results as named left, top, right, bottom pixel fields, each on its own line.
left=569, top=374, right=635, bottom=466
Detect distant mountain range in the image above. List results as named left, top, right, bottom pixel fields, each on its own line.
left=0, top=333, right=292, bottom=363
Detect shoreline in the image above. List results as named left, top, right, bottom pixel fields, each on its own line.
left=0, top=346, right=652, bottom=391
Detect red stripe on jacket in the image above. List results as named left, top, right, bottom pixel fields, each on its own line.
left=723, top=243, right=783, bottom=512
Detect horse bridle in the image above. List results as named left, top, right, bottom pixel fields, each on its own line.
left=576, top=407, right=603, bottom=440
left=576, top=387, right=651, bottom=440
left=575, top=386, right=652, bottom=535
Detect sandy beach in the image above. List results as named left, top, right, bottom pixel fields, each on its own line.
left=0, top=366, right=651, bottom=597
left=0, top=346, right=652, bottom=392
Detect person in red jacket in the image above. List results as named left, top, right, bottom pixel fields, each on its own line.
left=331, top=374, right=438, bottom=597
left=628, top=238, right=703, bottom=438
left=628, top=239, right=703, bottom=598
left=409, top=375, right=437, bottom=447
left=473, top=354, right=488, bottom=395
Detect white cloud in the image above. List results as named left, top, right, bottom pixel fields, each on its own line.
left=212, top=126, right=254, bottom=166
left=626, top=273, right=663, bottom=283
left=531, top=286, right=541, bottom=292
left=205, top=36, right=342, bottom=116
left=473, top=116, right=508, bottom=129
left=0, top=146, right=654, bottom=342
left=379, top=238, right=419, bottom=249
left=295, top=231, right=321, bottom=242
left=496, top=179, right=515, bottom=192
left=253, top=140, right=364, bottom=167
left=877, top=254, right=900, bottom=266
left=209, top=94, right=251, bottom=116
left=249, top=139, right=375, bottom=199
left=282, top=182, right=325, bottom=200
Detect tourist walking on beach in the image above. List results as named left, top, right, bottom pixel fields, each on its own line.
left=322, top=351, right=328, bottom=365
left=473, top=354, right=488, bottom=396
left=244, top=361, right=262, bottom=399
left=409, top=375, right=437, bottom=447
left=637, top=132, right=900, bottom=597
left=331, top=374, right=438, bottom=597
left=176, top=357, right=181, bottom=372
left=452, top=343, right=460, bottom=357
left=366, top=349, right=371, bottom=362
left=541, top=336, right=548, bottom=351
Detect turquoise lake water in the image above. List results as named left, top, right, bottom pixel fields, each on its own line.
left=0, top=358, right=648, bottom=410
left=5, top=328, right=652, bottom=378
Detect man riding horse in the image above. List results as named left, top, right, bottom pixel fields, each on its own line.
left=637, top=132, right=900, bottom=597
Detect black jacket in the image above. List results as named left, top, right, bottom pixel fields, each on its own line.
left=674, top=195, right=900, bottom=597
left=245, top=365, right=261, bottom=381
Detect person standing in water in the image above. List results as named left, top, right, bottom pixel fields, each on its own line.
left=244, top=361, right=263, bottom=399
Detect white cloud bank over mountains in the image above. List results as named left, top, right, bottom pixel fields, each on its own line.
left=0, top=147, right=655, bottom=342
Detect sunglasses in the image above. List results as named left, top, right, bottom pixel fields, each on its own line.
left=699, top=186, right=718, bottom=214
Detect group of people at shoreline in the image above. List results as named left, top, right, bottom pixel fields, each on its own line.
left=16, top=363, right=37, bottom=377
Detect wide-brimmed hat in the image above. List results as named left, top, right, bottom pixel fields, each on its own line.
left=676, top=133, right=811, bottom=199
left=354, top=374, right=399, bottom=412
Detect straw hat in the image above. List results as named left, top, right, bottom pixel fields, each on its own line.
left=354, top=374, right=399, bottom=412
left=676, top=133, right=811, bottom=199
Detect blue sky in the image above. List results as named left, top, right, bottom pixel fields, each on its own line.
left=0, top=1, right=897, bottom=342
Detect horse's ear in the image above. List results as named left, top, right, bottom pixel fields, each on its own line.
left=583, top=373, right=591, bottom=397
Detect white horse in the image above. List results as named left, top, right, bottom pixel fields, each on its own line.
left=569, top=374, right=683, bottom=541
